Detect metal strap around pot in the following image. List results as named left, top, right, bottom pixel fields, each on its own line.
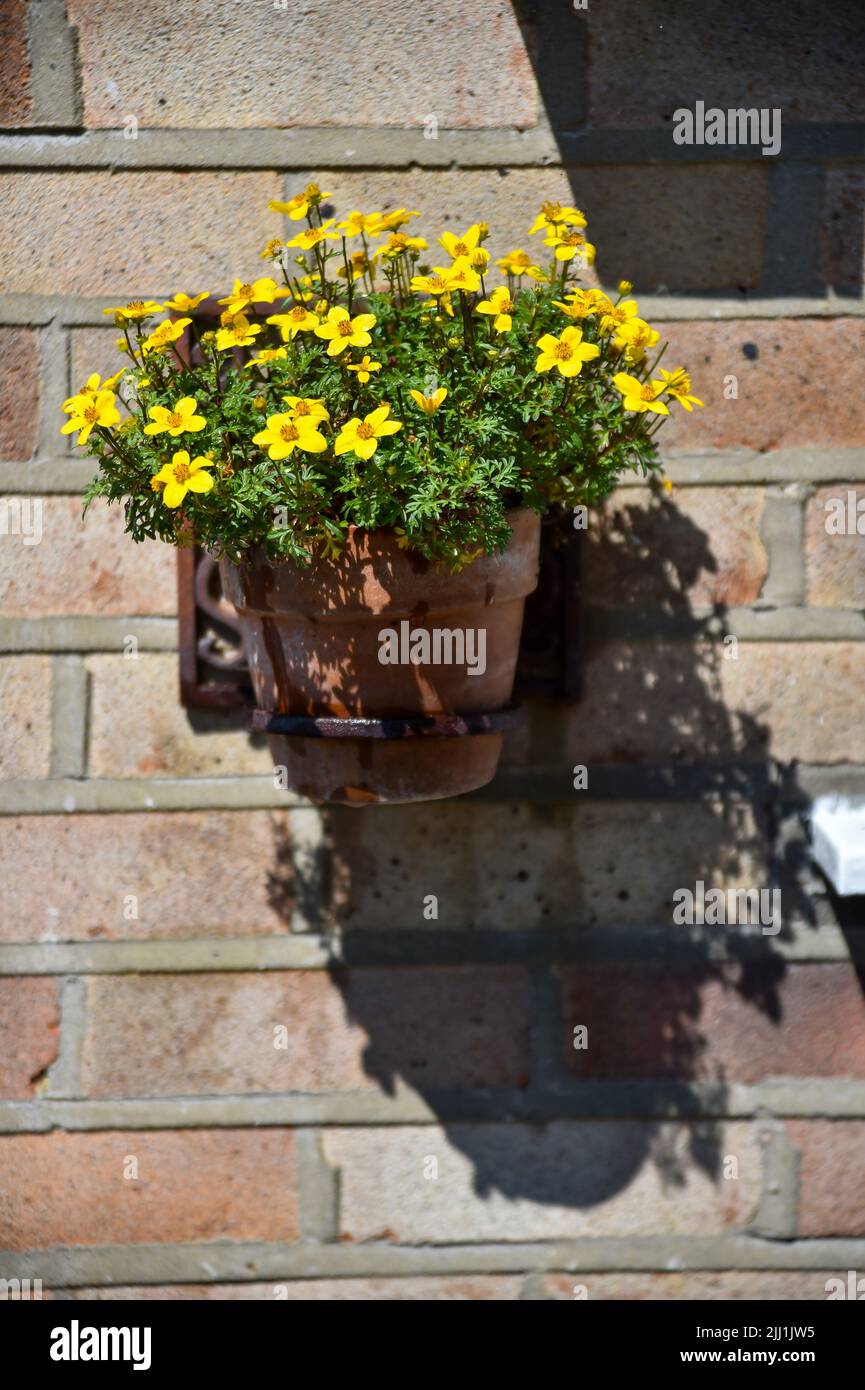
left=250, top=706, right=524, bottom=739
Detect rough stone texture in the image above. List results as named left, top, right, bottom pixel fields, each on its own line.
left=558, top=964, right=865, bottom=1083
left=587, top=487, right=769, bottom=609
left=0, top=811, right=297, bottom=942
left=540, top=640, right=865, bottom=765
left=0, top=173, right=282, bottom=295
left=0, top=979, right=60, bottom=1100
left=328, top=800, right=769, bottom=930
left=586, top=1, right=865, bottom=125
left=0, top=498, right=175, bottom=618
left=69, top=0, right=537, bottom=130
left=78, top=967, right=530, bottom=1098
left=85, top=653, right=272, bottom=777
left=788, top=1121, right=865, bottom=1236
left=821, top=167, right=865, bottom=293
left=804, top=488, right=865, bottom=608
left=654, top=319, right=865, bottom=452
left=0, top=0, right=32, bottom=127
left=544, top=1271, right=849, bottom=1300
left=64, top=1277, right=523, bottom=1300
left=0, top=655, right=53, bottom=778
left=0, top=1129, right=299, bottom=1251
left=286, top=166, right=766, bottom=292
left=322, top=1122, right=761, bottom=1242
left=0, top=328, right=39, bottom=461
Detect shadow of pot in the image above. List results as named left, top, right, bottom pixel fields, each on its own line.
left=220, top=510, right=541, bottom=805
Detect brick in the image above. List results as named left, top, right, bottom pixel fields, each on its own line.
left=0, top=0, right=32, bottom=127
left=85, top=653, right=271, bottom=777
left=821, top=168, right=865, bottom=293
left=587, top=487, right=769, bottom=608
left=0, top=498, right=175, bottom=618
left=558, top=964, right=865, bottom=1083
left=78, top=967, right=529, bottom=1097
left=289, top=166, right=765, bottom=292
left=654, top=319, right=865, bottom=452
left=805, top=488, right=865, bottom=608
left=0, top=655, right=52, bottom=778
left=65, top=1277, right=522, bottom=1300
left=0, top=173, right=281, bottom=296
left=0, top=328, right=39, bottom=460
left=0, top=979, right=59, bottom=1100
left=68, top=0, right=537, bottom=130
left=587, top=1, right=865, bottom=125
left=0, top=1129, right=298, bottom=1251
left=0, top=811, right=298, bottom=942
left=549, top=640, right=865, bottom=765
left=329, top=800, right=769, bottom=930
left=544, top=1272, right=844, bottom=1300
left=788, top=1121, right=865, bottom=1236
left=322, top=1122, right=761, bottom=1242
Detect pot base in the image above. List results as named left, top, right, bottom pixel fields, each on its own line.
left=268, top=732, right=503, bottom=806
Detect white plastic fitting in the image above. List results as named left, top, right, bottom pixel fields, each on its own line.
left=810, top=796, right=865, bottom=896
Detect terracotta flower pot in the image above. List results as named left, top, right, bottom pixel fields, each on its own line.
left=219, top=509, right=541, bottom=805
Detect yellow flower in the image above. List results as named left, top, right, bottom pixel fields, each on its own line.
left=103, top=299, right=163, bottom=323
left=660, top=369, right=704, bottom=411
left=244, top=346, right=288, bottom=367
left=143, top=396, right=207, bottom=437
left=438, top=224, right=482, bottom=260
left=253, top=412, right=327, bottom=459
left=266, top=303, right=319, bottom=341
left=470, top=247, right=491, bottom=272
left=496, top=249, right=545, bottom=280
left=334, top=404, right=402, bottom=460
left=544, top=228, right=596, bottom=264
left=338, top=250, right=372, bottom=282
left=314, top=306, right=376, bottom=356
left=476, top=286, right=516, bottom=333
left=613, top=372, right=670, bottom=416
left=410, top=268, right=452, bottom=298
left=336, top=210, right=384, bottom=238
left=151, top=450, right=215, bottom=508
left=598, top=299, right=641, bottom=335
left=163, top=291, right=209, bottom=313
left=409, top=386, right=447, bottom=415
left=282, top=395, right=330, bottom=422
left=368, top=208, right=419, bottom=235
left=346, top=356, right=381, bottom=384
left=60, top=390, right=120, bottom=444
left=612, top=318, right=660, bottom=362
left=141, top=316, right=190, bottom=355
left=285, top=220, right=336, bottom=251
left=528, top=201, right=587, bottom=235
left=554, top=288, right=612, bottom=320
left=534, top=326, right=601, bottom=378
left=617, top=280, right=633, bottom=295
left=62, top=370, right=124, bottom=411
left=444, top=257, right=481, bottom=293
left=218, top=278, right=281, bottom=313
left=259, top=238, right=285, bottom=260
left=376, top=232, right=428, bottom=260
left=269, top=183, right=331, bottom=220
left=215, top=313, right=262, bottom=351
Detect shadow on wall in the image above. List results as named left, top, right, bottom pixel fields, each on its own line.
left=261, top=491, right=828, bottom=1211
left=510, top=0, right=865, bottom=299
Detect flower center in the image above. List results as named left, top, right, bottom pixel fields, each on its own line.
left=541, top=201, right=563, bottom=221
left=337, top=319, right=354, bottom=336
left=172, top=460, right=191, bottom=482
left=453, top=241, right=468, bottom=257
left=279, top=423, right=300, bottom=442
left=127, top=300, right=145, bottom=313
left=639, top=384, right=657, bottom=402
left=294, top=401, right=311, bottom=415
left=554, top=342, right=574, bottom=361
left=83, top=404, right=100, bottom=423
left=167, top=411, right=184, bottom=428
left=356, top=423, right=375, bottom=440
left=290, top=306, right=307, bottom=321
left=428, top=276, right=446, bottom=292
left=238, top=283, right=254, bottom=298
left=669, top=371, right=690, bottom=392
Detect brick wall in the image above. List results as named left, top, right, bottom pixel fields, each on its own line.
left=1, top=0, right=864, bottom=1301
